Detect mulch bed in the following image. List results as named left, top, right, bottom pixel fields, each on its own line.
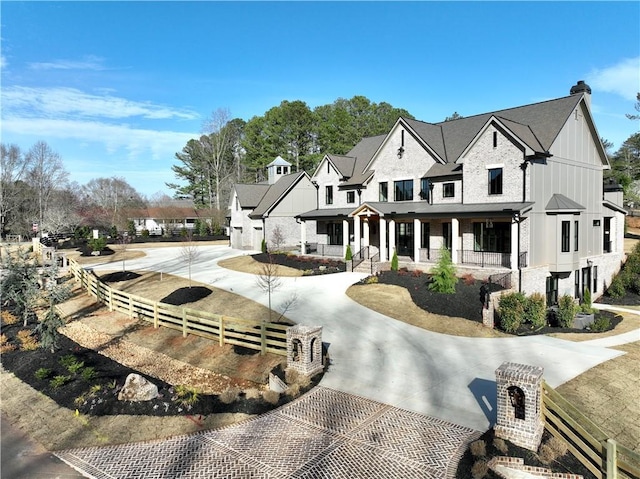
left=455, top=429, right=596, bottom=479
left=161, top=286, right=213, bottom=305
left=374, top=270, right=622, bottom=336
left=253, top=253, right=346, bottom=275
left=0, top=320, right=321, bottom=418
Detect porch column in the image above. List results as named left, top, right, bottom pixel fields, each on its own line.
left=511, top=219, right=518, bottom=271
left=362, top=218, right=370, bottom=248
left=354, top=214, right=361, bottom=254
left=380, top=217, right=387, bottom=262
left=342, top=218, right=349, bottom=258
left=300, top=219, right=307, bottom=255
left=451, top=218, right=459, bottom=264
left=414, top=218, right=420, bottom=263
left=388, top=219, right=396, bottom=259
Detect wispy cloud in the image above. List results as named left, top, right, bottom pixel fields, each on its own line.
left=28, top=55, right=109, bottom=71
left=2, top=86, right=199, bottom=120
left=587, top=57, right=640, bottom=101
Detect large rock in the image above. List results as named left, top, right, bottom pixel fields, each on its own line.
left=118, top=373, right=159, bottom=402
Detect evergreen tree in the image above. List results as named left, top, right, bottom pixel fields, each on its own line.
left=428, top=246, right=458, bottom=294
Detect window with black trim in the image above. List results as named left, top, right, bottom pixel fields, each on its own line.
left=346, top=191, right=355, bottom=204
left=593, top=266, right=598, bottom=293
left=574, top=270, right=580, bottom=299
left=420, top=178, right=430, bottom=201
left=443, top=182, right=455, bottom=198
left=473, top=222, right=511, bottom=253
left=493, top=131, right=498, bottom=148
left=561, top=221, right=570, bottom=252
left=574, top=220, right=579, bottom=251
left=379, top=182, right=388, bottom=202
left=394, top=180, right=413, bottom=201
left=488, top=168, right=503, bottom=195
left=276, top=166, right=282, bottom=174
left=325, top=185, right=333, bottom=205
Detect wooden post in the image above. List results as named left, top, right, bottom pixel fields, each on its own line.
left=607, top=438, right=617, bottom=479
left=129, top=295, right=134, bottom=318
left=260, top=321, right=267, bottom=356
left=219, top=316, right=225, bottom=347
left=153, top=303, right=158, bottom=329
left=108, top=288, right=113, bottom=311
left=182, top=310, right=187, bottom=338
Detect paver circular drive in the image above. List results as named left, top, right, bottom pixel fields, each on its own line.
left=56, top=387, right=480, bottom=478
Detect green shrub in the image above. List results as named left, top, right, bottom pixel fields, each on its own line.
left=607, top=276, right=626, bottom=298
left=81, top=367, right=97, bottom=381
left=581, top=287, right=594, bottom=314
left=428, top=247, right=457, bottom=294
left=590, top=315, right=611, bottom=332
left=391, top=249, right=398, bottom=271
left=524, top=292, right=547, bottom=328
left=88, top=237, right=106, bottom=252
left=50, top=375, right=71, bottom=388
left=60, top=354, right=84, bottom=374
left=498, top=292, right=526, bottom=333
left=141, top=229, right=150, bottom=238
left=261, top=238, right=267, bottom=254
left=174, top=385, right=200, bottom=406
left=345, top=244, right=353, bottom=261
left=557, top=295, right=579, bottom=328
left=35, top=368, right=52, bottom=380
left=127, top=220, right=136, bottom=237
left=110, top=225, right=118, bottom=238
left=180, top=228, right=188, bottom=237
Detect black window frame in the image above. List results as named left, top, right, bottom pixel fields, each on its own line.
left=346, top=191, right=355, bottom=204
left=561, top=221, right=570, bottom=252
left=379, top=182, right=388, bottom=202
left=488, top=168, right=503, bottom=195
left=574, top=220, right=579, bottom=251
left=420, top=178, right=430, bottom=201
left=394, top=179, right=413, bottom=202
left=443, top=182, right=455, bottom=198
left=325, top=185, right=333, bottom=205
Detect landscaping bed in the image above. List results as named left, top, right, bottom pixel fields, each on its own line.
left=253, top=252, right=346, bottom=275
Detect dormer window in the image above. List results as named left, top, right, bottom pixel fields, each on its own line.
left=283, top=166, right=288, bottom=174
left=277, top=166, right=282, bottom=174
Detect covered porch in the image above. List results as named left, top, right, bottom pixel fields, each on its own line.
left=298, top=202, right=533, bottom=272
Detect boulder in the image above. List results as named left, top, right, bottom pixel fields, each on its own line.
left=118, top=373, right=159, bottom=402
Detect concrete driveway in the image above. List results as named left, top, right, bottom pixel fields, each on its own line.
left=90, top=245, right=636, bottom=431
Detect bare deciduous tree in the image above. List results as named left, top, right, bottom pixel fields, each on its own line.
left=201, top=108, right=234, bottom=210
left=1, top=144, right=32, bottom=237
left=270, top=225, right=285, bottom=252
left=255, top=254, right=282, bottom=322
left=180, top=231, right=201, bottom=287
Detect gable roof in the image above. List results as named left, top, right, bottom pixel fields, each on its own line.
left=545, top=193, right=585, bottom=212
left=234, top=183, right=270, bottom=208
left=339, top=135, right=386, bottom=187
left=250, top=171, right=309, bottom=218
left=267, top=156, right=291, bottom=167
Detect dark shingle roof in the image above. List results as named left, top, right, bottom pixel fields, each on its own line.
left=341, top=135, right=386, bottom=187
left=327, top=154, right=356, bottom=179
left=235, top=184, right=270, bottom=208
left=250, top=172, right=308, bottom=218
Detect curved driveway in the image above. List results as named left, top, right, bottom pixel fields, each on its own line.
left=90, top=245, right=638, bottom=431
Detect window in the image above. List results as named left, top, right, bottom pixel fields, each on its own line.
left=325, top=185, right=333, bottom=205
left=473, top=222, right=511, bottom=252
left=443, top=183, right=455, bottom=198
left=593, top=219, right=601, bottom=226
left=488, top=168, right=503, bottom=195
left=379, top=182, right=388, bottom=202
left=327, top=222, right=342, bottom=245
left=346, top=191, right=355, bottom=204
left=394, top=180, right=413, bottom=201
left=421, top=222, right=430, bottom=249
left=574, top=220, right=579, bottom=251
left=574, top=270, right=580, bottom=299
left=276, top=166, right=282, bottom=174
left=593, top=266, right=598, bottom=293
left=420, top=178, right=430, bottom=201
left=283, top=166, right=288, bottom=174
left=493, top=131, right=498, bottom=148
left=561, top=221, right=570, bottom=252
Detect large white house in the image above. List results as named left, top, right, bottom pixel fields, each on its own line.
left=297, top=80, right=626, bottom=303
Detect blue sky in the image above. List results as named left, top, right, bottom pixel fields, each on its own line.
left=1, top=1, right=639, bottom=199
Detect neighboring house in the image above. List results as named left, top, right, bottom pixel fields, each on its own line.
left=228, top=156, right=318, bottom=250
left=129, top=201, right=220, bottom=236
left=298, top=81, right=626, bottom=303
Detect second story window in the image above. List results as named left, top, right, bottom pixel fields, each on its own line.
left=379, top=182, right=388, bottom=202
left=420, top=178, right=430, bottom=201
left=489, top=168, right=503, bottom=195
left=561, top=221, right=570, bottom=252
left=325, top=185, right=333, bottom=205
left=443, top=182, right=455, bottom=198
left=394, top=180, right=413, bottom=201
left=347, top=191, right=355, bottom=204
left=574, top=220, right=579, bottom=251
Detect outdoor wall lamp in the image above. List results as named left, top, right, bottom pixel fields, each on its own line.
left=397, top=146, right=405, bottom=159
left=587, top=259, right=593, bottom=267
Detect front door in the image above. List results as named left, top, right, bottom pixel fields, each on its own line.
left=546, top=275, right=559, bottom=306
left=396, top=222, right=414, bottom=256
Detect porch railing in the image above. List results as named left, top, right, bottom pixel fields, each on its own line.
left=304, top=243, right=343, bottom=257
left=459, top=250, right=511, bottom=268
left=352, top=246, right=370, bottom=270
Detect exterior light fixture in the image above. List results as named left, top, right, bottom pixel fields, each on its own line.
left=397, top=146, right=405, bottom=159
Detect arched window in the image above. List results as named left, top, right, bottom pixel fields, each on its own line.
left=292, top=339, right=302, bottom=362
left=507, top=386, right=526, bottom=420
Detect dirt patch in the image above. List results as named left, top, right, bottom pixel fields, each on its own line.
left=218, top=254, right=303, bottom=276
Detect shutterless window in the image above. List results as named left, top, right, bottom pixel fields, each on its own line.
left=443, top=182, right=455, bottom=198
left=561, top=221, right=570, bottom=252
left=379, top=182, right=388, bottom=202
left=593, top=266, right=598, bottom=293
left=346, top=191, right=355, bottom=204
left=493, top=131, right=498, bottom=148
left=325, top=185, right=333, bottom=205
left=420, top=178, right=430, bottom=201
left=488, top=168, right=503, bottom=195
left=276, top=166, right=282, bottom=174
left=394, top=180, right=413, bottom=201
left=574, top=220, right=579, bottom=251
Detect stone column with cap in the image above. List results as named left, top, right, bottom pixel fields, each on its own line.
left=286, top=325, right=323, bottom=377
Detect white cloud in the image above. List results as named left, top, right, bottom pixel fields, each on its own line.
left=1, top=116, right=197, bottom=161
left=587, top=57, right=640, bottom=101
left=2, top=86, right=199, bottom=121
left=28, top=55, right=108, bottom=71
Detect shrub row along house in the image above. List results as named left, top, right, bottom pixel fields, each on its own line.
left=229, top=81, right=626, bottom=304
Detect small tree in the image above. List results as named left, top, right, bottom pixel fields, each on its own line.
left=180, top=231, right=201, bottom=287
left=345, top=244, right=353, bottom=261
left=270, top=225, right=285, bottom=252
left=126, top=220, right=136, bottom=237
left=36, top=262, right=71, bottom=353
left=391, top=249, right=399, bottom=271
left=557, top=295, right=579, bottom=328
left=428, top=246, right=457, bottom=293
left=0, top=247, right=40, bottom=327
left=498, top=292, right=526, bottom=333
left=581, top=287, right=594, bottom=314
left=261, top=238, right=267, bottom=254
left=524, top=292, right=547, bottom=328
left=255, top=254, right=282, bottom=322
left=117, top=234, right=132, bottom=272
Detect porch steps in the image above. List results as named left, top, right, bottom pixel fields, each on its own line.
left=353, top=259, right=376, bottom=274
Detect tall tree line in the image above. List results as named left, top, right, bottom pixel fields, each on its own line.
left=169, top=96, right=414, bottom=209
